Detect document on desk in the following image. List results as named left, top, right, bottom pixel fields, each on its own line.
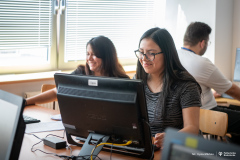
left=25, top=121, right=64, bottom=133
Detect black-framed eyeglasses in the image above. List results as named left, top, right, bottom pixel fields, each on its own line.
left=203, top=39, right=211, bottom=46
left=134, top=50, right=163, bottom=61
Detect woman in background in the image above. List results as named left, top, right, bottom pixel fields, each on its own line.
left=26, top=36, right=129, bottom=105
left=134, top=28, right=201, bottom=148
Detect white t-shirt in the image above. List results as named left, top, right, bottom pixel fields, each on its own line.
left=177, top=49, right=232, bottom=109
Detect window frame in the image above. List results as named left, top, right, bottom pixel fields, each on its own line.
left=0, top=0, right=57, bottom=75
left=57, top=0, right=159, bottom=70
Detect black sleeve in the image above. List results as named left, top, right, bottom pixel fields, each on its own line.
left=71, top=65, right=86, bottom=75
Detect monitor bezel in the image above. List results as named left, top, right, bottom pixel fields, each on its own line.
left=161, top=128, right=240, bottom=160
left=0, top=90, right=26, bottom=160
left=233, top=48, right=240, bottom=82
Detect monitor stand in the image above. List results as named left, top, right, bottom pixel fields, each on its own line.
left=78, top=133, right=109, bottom=159
left=66, top=131, right=109, bottom=160
left=66, top=128, right=153, bottom=159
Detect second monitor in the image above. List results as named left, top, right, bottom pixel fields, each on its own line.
left=54, top=73, right=153, bottom=159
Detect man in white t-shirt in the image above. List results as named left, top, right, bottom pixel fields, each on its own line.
left=178, top=22, right=240, bottom=143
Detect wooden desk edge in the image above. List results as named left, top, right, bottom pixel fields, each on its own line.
left=215, top=97, right=240, bottom=106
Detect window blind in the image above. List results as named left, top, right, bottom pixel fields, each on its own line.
left=0, top=0, right=52, bottom=50
left=65, top=0, right=156, bottom=61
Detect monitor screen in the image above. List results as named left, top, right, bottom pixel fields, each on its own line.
left=169, top=144, right=226, bottom=160
left=54, top=73, right=153, bottom=159
left=233, top=48, right=240, bottom=82
left=161, top=128, right=240, bottom=160
left=0, top=90, right=26, bottom=160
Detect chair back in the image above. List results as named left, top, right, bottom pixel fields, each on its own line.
left=41, top=84, right=56, bottom=93
left=41, top=84, right=57, bottom=110
left=199, top=109, right=228, bottom=137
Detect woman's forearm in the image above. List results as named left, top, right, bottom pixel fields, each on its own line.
left=26, top=88, right=57, bottom=105
left=179, top=125, right=199, bottom=135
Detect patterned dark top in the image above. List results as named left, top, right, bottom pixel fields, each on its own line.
left=71, top=65, right=86, bottom=75
left=71, top=65, right=129, bottom=78
left=145, top=80, right=201, bottom=136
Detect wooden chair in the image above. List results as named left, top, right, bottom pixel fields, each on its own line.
left=41, top=84, right=56, bottom=110
left=41, top=84, right=56, bottom=93
left=199, top=109, right=228, bottom=141
left=126, top=71, right=136, bottom=79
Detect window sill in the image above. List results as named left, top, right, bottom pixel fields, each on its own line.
left=0, top=70, right=71, bottom=85
left=0, top=65, right=136, bottom=85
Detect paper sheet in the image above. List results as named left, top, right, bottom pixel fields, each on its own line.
left=25, top=121, right=64, bottom=133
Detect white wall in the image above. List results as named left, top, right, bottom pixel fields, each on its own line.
left=164, top=0, right=237, bottom=80
left=232, top=0, right=240, bottom=79
left=215, top=0, right=233, bottom=80
left=164, top=0, right=216, bottom=62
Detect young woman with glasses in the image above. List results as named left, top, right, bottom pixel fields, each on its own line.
left=26, top=36, right=129, bottom=106
left=134, top=27, right=202, bottom=148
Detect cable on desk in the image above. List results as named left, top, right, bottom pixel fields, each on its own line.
left=29, top=133, right=77, bottom=160
left=31, top=140, right=43, bottom=152
left=28, top=133, right=102, bottom=160
left=71, top=155, right=102, bottom=160
left=63, top=129, right=66, bottom=138
left=110, top=143, right=113, bottom=160
left=26, top=133, right=42, bottom=140
left=45, top=133, right=64, bottom=139
left=90, top=140, right=132, bottom=160
left=66, top=145, right=73, bottom=157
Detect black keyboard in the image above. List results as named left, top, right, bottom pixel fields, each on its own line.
left=23, top=115, right=41, bottom=124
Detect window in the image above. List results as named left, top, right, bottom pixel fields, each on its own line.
left=58, top=0, right=161, bottom=69
left=0, top=0, right=56, bottom=74
left=0, top=0, right=161, bottom=74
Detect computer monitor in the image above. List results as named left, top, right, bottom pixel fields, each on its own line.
left=221, top=48, right=240, bottom=99
left=233, top=48, right=240, bottom=82
left=0, top=90, right=26, bottom=160
left=161, top=128, right=240, bottom=160
left=54, top=73, right=153, bottom=159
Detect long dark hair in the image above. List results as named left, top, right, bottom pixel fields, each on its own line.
left=79, top=36, right=129, bottom=78
left=136, top=27, right=200, bottom=118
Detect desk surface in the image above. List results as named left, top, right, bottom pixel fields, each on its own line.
left=20, top=105, right=161, bottom=160
left=215, top=97, right=240, bottom=107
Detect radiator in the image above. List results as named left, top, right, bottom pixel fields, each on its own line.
left=24, top=91, right=59, bottom=110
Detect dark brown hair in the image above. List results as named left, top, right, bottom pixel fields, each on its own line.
left=79, top=36, right=129, bottom=78
left=136, top=27, right=201, bottom=118
left=184, top=22, right=212, bottom=46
